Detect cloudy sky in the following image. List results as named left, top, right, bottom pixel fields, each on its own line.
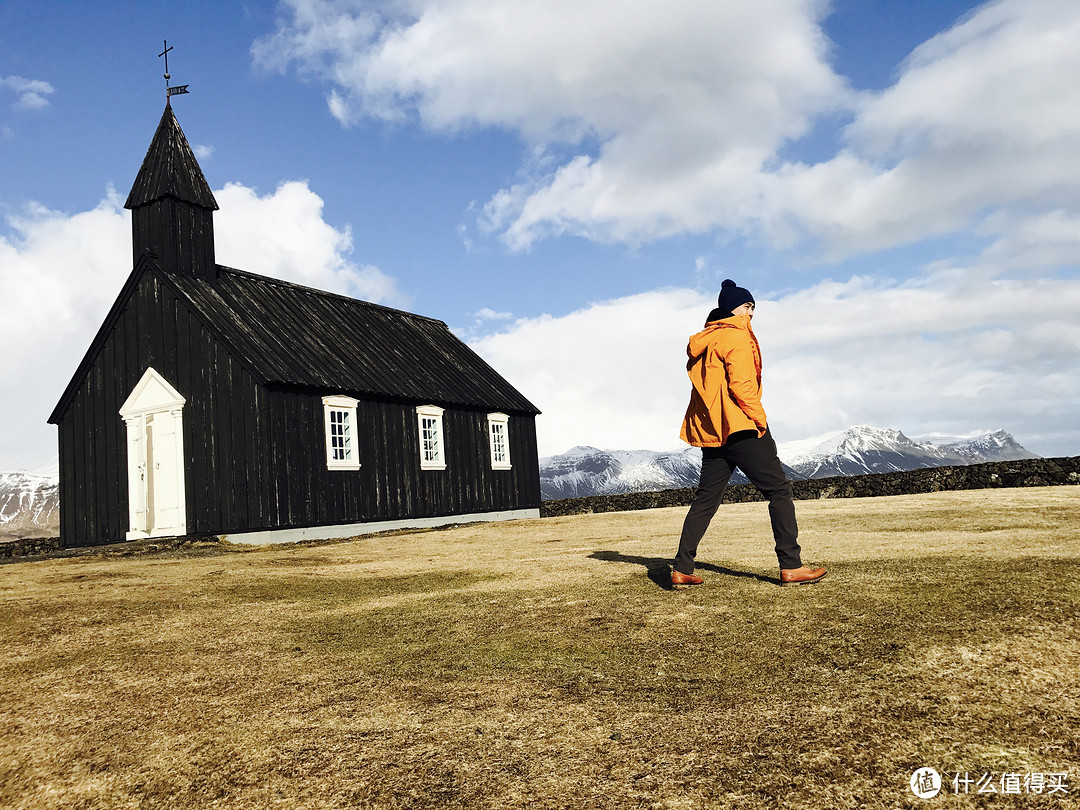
left=2, top=0, right=1079, bottom=471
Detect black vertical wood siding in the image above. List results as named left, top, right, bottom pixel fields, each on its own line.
left=252, top=391, right=540, bottom=532
left=55, top=268, right=540, bottom=546
left=56, top=269, right=264, bottom=546
left=130, top=201, right=216, bottom=283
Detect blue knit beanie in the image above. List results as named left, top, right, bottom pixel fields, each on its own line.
left=717, top=279, right=754, bottom=313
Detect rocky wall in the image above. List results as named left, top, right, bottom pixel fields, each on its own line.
left=540, top=456, right=1080, bottom=518
left=0, top=535, right=64, bottom=559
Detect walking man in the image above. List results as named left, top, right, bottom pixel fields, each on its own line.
left=672, top=279, right=826, bottom=588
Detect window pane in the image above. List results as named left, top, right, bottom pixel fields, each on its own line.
left=330, top=409, right=352, bottom=460
left=491, top=423, right=507, bottom=463
left=423, top=416, right=441, bottom=461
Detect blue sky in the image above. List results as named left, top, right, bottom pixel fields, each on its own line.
left=3, top=0, right=1080, bottom=470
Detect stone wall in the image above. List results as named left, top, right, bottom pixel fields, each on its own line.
left=0, top=535, right=64, bottom=559
left=540, top=456, right=1080, bottom=518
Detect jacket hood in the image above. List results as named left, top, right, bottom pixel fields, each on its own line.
left=688, top=314, right=752, bottom=358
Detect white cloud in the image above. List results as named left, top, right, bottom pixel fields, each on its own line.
left=472, top=307, right=511, bottom=321
left=760, top=271, right=1080, bottom=453
left=452, top=306, right=514, bottom=338
left=193, top=144, right=215, bottom=160
left=0, top=192, right=129, bottom=355
left=0, top=181, right=402, bottom=470
left=467, top=288, right=709, bottom=455
left=0, top=193, right=130, bottom=469
left=468, top=272, right=1080, bottom=458
left=255, top=0, right=849, bottom=247
left=774, top=0, right=1080, bottom=256
left=977, top=210, right=1080, bottom=270
left=256, top=0, right=1080, bottom=270
left=214, top=181, right=404, bottom=304
left=258, top=0, right=842, bottom=137
left=0, top=75, right=55, bottom=110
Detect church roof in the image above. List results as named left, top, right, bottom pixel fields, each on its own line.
left=168, top=265, right=540, bottom=413
left=48, top=256, right=539, bottom=422
left=124, top=102, right=218, bottom=211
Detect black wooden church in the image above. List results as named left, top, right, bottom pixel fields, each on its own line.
left=48, top=101, right=541, bottom=546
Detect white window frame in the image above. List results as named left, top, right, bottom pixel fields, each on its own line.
left=487, top=412, right=512, bottom=470
left=323, top=395, right=360, bottom=471
left=416, top=405, right=447, bottom=470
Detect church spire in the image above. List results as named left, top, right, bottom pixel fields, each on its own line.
left=125, top=102, right=219, bottom=282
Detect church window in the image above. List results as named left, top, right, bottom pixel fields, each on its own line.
left=416, top=405, right=447, bottom=470
left=323, top=395, right=360, bottom=470
left=487, top=413, right=512, bottom=470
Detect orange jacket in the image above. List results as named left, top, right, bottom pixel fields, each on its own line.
left=679, top=314, right=767, bottom=447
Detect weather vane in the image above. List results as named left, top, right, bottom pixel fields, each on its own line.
left=159, top=40, right=190, bottom=99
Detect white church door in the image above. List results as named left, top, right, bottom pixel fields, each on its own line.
left=119, top=368, right=188, bottom=540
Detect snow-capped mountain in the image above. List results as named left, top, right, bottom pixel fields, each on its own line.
left=0, top=468, right=60, bottom=540
left=914, top=429, right=1039, bottom=465
left=777, top=426, right=1038, bottom=480
left=540, top=446, right=705, bottom=500
left=539, top=445, right=803, bottom=500
left=540, top=427, right=1038, bottom=499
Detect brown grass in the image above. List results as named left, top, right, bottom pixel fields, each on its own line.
left=1, top=487, right=1078, bottom=809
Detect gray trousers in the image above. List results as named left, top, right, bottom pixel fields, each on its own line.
left=674, top=428, right=802, bottom=573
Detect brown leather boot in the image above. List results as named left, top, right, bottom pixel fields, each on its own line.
left=671, top=569, right=704, bottom=588
left=780, top=565, right=827, bottom=586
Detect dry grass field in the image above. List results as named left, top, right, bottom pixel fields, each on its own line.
left=2, top=487, right=1079, bottom=809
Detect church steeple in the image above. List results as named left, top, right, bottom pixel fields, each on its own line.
left=125, top=101, right=219, bottom=282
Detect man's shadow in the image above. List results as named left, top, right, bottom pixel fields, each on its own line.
left=588, top=550, right=779, bottom=590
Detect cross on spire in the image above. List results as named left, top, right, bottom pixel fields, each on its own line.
left=158, top=40, right=189, bottom=99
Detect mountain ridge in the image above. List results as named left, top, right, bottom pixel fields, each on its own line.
left=540, top=426, right=1038, bottom=500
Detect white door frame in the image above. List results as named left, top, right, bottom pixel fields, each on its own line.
left=119, top=367, right=187, bottom=540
